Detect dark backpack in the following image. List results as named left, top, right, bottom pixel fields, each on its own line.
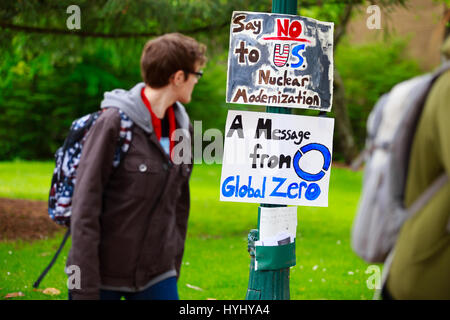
left=33, top=108, right=134, bottom=288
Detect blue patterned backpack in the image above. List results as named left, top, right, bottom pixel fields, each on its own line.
left=48, top=109, right=133, bottom=226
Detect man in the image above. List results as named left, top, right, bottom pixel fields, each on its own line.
left=384, top=37, right=450, bottom=299
left=67, top=33, right=206, bottom=300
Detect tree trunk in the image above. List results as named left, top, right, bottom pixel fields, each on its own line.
left=330, top=3, right=358, bottom=164
left=333, top=68, right=358, bottom=163
left=444, top=8, right=450, bottom=40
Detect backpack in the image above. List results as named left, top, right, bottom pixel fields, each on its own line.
left=351, top=63, right=450, bottom=265
left=48, top=108, right=133, bottom=226
left=33, top=108, right=133, bottom=288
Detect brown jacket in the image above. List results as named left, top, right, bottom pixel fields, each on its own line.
left=67, top=106, right=193, bottom=300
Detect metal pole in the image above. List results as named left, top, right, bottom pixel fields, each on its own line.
left=245, top=0, right=298, bottom=300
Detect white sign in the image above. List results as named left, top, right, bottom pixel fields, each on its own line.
left=220, top=110, right=334, bottom=207
left=258, top=206, right=297, bottom=244
left=226, top=11, right=334, bottom=111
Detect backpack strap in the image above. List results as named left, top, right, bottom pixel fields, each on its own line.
left=375, top=246, right=396, bottom=300
left=397, top=62, right=450, bottom=192
left=112, top=109, right=133, bottom=167
left=407, top=173, right=448, bottom=218
left=33, top=228, right=71, bottom=289
left=62, top=112, right=101, bottom=152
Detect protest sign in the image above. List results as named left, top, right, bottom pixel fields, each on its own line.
left=220, top=110, right=334, bottom=207
left=226, top=11, right=334, bottom=111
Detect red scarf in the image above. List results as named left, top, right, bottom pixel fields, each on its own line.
left=141, top=87, right=176, bottom=157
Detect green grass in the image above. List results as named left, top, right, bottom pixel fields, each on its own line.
left=0, top=160, right=55, bottom=201
left=0, top=160, right=379, bottom=300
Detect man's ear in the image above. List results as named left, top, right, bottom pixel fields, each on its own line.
left=172, top=70, right=186, bottom=86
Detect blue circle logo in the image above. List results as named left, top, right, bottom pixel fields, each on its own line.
left=293, top=143, right=331, bottom=181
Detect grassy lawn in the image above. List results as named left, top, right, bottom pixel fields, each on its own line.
left=0, top=160, right=379, bottom=300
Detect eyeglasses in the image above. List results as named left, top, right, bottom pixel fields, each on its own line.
left=186, top=70, right=203, bottom=80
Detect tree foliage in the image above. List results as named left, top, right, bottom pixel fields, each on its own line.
left=0, top=0, right=427, bottom=160
left=335, top=38, right=422, bottom=150
left=0, top=0, right=272, bottom=159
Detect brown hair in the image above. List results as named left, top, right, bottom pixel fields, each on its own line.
left=140, top=33, right=207, bottom=88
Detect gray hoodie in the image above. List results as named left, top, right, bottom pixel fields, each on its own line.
left=100, top=82, right=190, bottom=133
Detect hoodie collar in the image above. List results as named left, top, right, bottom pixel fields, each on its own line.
left=100, top=82, right=191, bottom=134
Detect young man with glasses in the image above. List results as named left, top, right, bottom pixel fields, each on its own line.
left=67, top=33, right=206, bottom=300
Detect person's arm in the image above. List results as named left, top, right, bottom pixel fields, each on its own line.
left=68, top=108, right=120, bottom=300
left=174, top=177, right=191, bottom=278
left=174, top=123, right=194, bottom=279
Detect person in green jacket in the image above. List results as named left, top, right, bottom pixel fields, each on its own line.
left=384, top=37, right=450, bottom=300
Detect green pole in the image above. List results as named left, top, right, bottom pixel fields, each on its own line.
left=245, top=0, right=298, bottom=300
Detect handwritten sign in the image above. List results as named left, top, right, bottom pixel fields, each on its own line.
left=220, top=110, right=334, bottom=206
left=226, top=11, right=334, bottom=111
left=258, top=206, right=298, bottom=243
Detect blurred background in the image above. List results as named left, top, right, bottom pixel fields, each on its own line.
left=0, top=0, right=449, bottom=300
left=1, top=0, right=448, bottom=163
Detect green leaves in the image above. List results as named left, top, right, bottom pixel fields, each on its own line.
left=335, top=38, right=421, bottom=149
